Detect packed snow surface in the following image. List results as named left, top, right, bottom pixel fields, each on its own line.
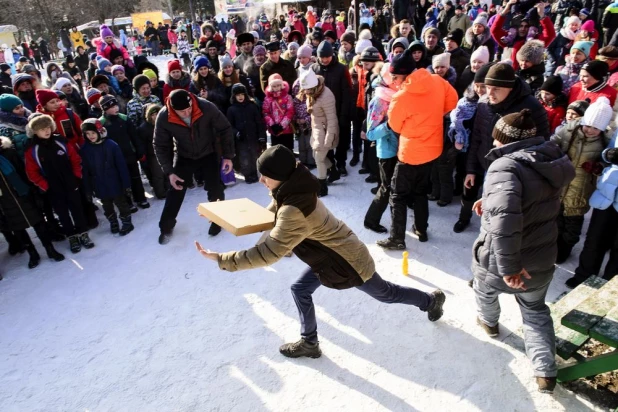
left=0, top=56, right=600, bottom=411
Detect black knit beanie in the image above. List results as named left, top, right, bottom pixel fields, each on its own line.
left=473, top=62, right=494, bottom=83
left=170, top=89, right=192, bottom=110
left=540, top=75, right=563, bottom=96
left=484, top=63, right=516, bottom=88
left=492, top=109, right=537, bottom=145
left=390, top=49, right=416, bottom=76
left=257, top=145, right=297, bottom=182
left=132, top=74, right=150, bottom=92
left=317, top=40, right=333, bottom=58
left=582, top=60, right=609, bottom=81
left=567, top=98, right=591, bottom=116
left=99, top=95, right=118, bottom=111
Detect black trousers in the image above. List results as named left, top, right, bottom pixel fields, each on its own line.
left=574, top=207, right=618, bottom=281
left=389, top=160, right=433, bottom=241
left=102, top=195, right=132, bottom=221
left=365, top=156, right=397, bottom=226
left=126, top=161, right=147, bottom=202
left=271, top=133, right=294, bottom=152
left=159, top=153, right=223, bottom=233
left=14, top=221, right=51, bottom=248
left=430, top=140, right=459, bottom=203
left=49, top=188, right=87, bottom=236
left=335, top=117, right=351, bottom=167
left=237, top=139, right=260, bottom=180
left=352, top=107, right=365, bottom=157
left=557, top=204, right=585, bottom=256
left=458, top=173, right=485, bottom=222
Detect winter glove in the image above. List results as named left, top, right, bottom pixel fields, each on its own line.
left=581, top=161, right=604, bottom=175
left=606, top=148, right=618, bottom=165
left=270, top=124, right=283, bottom=136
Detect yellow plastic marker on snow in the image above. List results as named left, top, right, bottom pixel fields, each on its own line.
left=402, top=251, right=409, bottom=276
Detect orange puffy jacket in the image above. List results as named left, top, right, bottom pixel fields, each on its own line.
left=387, top=69, right=458, bottom=165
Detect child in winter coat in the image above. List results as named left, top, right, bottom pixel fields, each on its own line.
left=177, top=30, right=192, bottom=71
left=86, top=88, right=103, bottom=119
left=291, top=75, right=315, bottom=169
left=96, top=25, right=133, bottom=68
left=298, top=70, right=339, bottom=197
left=262, top=74, right=295, bottom=151
left=53, top=77, right=89, bottom=120
left=539, top=75, right=568, bottom=133
left=24, top=114, right=95, bottom=253
left=142, top=68, right=164, bottom=102
left=95, top=58, right=122, bottom=94
left=428, top=52, right=458, bottom=87
left=99, top=95, right=149, bottom=211
left=363, top=63, right=400, bottom=232
left=567, top=136, right=618, bottom=288
left=126, top=74, right=162, bottom=129
left=556, top=99, right=590, bottom=133
left=35, top=89, right=84, bottom=149
left=555, top=41, right=593, bottom=95
left=0, top=94, right=31, bottom=158
left=80, top=119, right=134, bottom=236
left=163, top=60, right=191, bottom=100
left=112, top=65, right=133, bottom=110
left=0, top=135, right=65, bottom=268
left=137, top=104, right=169, bottom=199
left=226, top=83, right=266, bottom=184
left=551, top=97, right=613, bottom=266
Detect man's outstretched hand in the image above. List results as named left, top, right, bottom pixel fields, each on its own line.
left=195, top=241, right=219, bottom=261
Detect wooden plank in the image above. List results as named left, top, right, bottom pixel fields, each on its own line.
left=590, top=302, right=618, bottom=348
left=551, top=277, right=605, bottom=359
left=562, top=276, right=618, bottom=335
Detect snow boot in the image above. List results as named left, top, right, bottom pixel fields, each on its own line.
left=119, top=216, right=134, bottom=236
left=2, top=230, right=24, bottom=255
left=426, top=289, right=445, bottom=322
left=208, top=222, right=222, bottom=236
left=413, top=225, right=428, bottom=242
left=68, top=235, right=81, bottom=253
left=279, top=338, right=322, bottom=358
left=376, top=238, right=406, bottom=250
left=453, top=219, right=470, bottom=233
left=79, top=233, right=95, bottom=249
left=26, top=245, right=40, bottom=269
left=108, top=216, right=120, bottom=235
left=159, top=229, right=173, bottom=245
left=536, top=377, right=556, bottom=394
left=338, top=165, right=348, bottom=176
left=45, top=244, right=65, bottom=262
left=349, top=154, right=360, bottom=167
left=137, top=200, right=150, bottom=209
left=129, top=203, right=139, bottom=213
left=476, top=316, right=499, bottom=337
left=318, top=179, right=328, bottom=197
left=327, top=166, right=340, bottom=183
left=364, top=222, right=387, bottom=234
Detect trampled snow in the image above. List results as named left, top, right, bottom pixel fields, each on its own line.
left=0, top=56, right=600, bottom=411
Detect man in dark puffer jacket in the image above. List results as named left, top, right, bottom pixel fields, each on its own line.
left=196, top=145, right=446, bottom=359
left=471, top=110, right=575, bottom=394
left=454, top=63, right=550, bottom=233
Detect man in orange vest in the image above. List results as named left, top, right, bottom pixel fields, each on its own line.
left=377, top=48, right=458, bottom=249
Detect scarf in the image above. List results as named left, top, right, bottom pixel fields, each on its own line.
left=0, top=155, right=29, bottom=196
left=560, top=28, right=578, bottom=41
left=0, top=110, right=29, bottom=131
left=586, top=77, right=609, bottom=93
left=374, top=82, right=396, bottom=102
left=304, top=77, right=325, bottom=114
left=166, top=72, right=191, bottom=89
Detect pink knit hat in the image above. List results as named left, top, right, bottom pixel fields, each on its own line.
left=581, top=20, right=595, bottom=32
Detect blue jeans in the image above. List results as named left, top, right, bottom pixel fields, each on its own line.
left=291, top=269, right=432, bottom=344
left=474, top=278, right=557, bottom=377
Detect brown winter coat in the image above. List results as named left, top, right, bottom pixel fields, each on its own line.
left=309, top=86, right=339, bottom=151
left=551, top=119, right=610, bottom=216
left=218, top=164, right=375, bottom=289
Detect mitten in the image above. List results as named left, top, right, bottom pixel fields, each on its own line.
left=606, top=148, right=618, bottom=165
left=581, top=161, right=594, bottom=174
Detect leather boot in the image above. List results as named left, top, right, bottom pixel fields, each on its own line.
left=45, top=243, right=65, bottom=262
left=27, top=245, right=40, bottom=269
left=318, top=179, right=328, bottom=197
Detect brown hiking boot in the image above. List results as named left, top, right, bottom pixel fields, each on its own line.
left=477, top=317, right=499, bottom=337
left=279, top=338, right=322, bottom=359
left=426, top=289, right=446, bottom=322
left=536, top=377, right=557, bottom=394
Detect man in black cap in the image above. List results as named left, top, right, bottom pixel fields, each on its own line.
left=196, top=144, right=446, bottom=358
left=154, top=89, right=235, bottom=244
left=444, top=28, right=470, bottom=79
left=233, top=32, right=255, bottom=75
left=312, top=41, right=353, bottom=176
left=259, top=41, right=297, bottom=92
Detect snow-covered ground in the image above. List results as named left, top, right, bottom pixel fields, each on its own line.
left=0, top=56, right=601, bottom=410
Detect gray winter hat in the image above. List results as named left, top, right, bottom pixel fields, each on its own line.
left=516, top=40, right=545, bottom=66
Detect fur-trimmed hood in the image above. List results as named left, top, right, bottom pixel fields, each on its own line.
left=464, top=27, right=492, bottom=47
left=0, top=135, right=12, bottom=149
left=26, top=114, right=56, bottom=139
left=265, top=80, right=290, bottom=97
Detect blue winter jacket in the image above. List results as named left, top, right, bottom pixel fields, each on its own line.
left=367, top=123, right=398, bottom=159
left=589, top=137, right=618, bottom=212
left=80, top=139, right=130, bottom=200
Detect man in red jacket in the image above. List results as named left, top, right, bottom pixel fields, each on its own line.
left=490, top=1, right=555, bottom=70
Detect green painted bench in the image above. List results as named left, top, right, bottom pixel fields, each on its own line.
left=552, top=276, right=618, bottom=382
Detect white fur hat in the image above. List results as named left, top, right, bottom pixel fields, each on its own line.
left=471, top=45, right=490, bottom=64
left=359, top=29, right=372, bottom=40
left=299, top=70, right=319, bottom=90
left=355, top=39, right=372, bottom=54
left=432, top=52, right=451, bottom=68
left=53, top=77, right=72, bottom=91
left=581, top=97, right=613, bottom=131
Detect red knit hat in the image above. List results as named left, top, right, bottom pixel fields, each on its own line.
left=36, top=89, right=60, bottom=107
left=167, top=60, right=182, bottom=73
